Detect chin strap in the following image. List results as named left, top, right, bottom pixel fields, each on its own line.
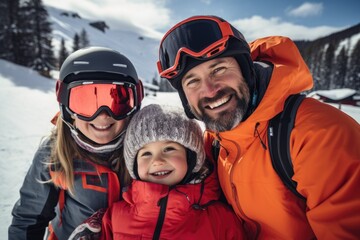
left=62, top=117, right=125, bottom=154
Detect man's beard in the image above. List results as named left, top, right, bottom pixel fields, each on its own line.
left=190, top=84, right=250, bottom=132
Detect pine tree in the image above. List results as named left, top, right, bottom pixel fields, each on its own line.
left=315, top=48, right=326, bottom=90
left=0, top=0, right=10, bottom=60
left=347, top=39, right=360, bottom=91
left=332, top=46, right=348, bottom=89
left=15, top=1, right=34, bottom=67
left=151, top=72, right=159, bottom=87
left=0, top=0, right=25, bottom=64
left=322, top=42, right=335, bottom=89
left=79, top=28, right=90, bottom=48
left=73, top=33, right=80, bottom=52
left=22, top=0, right=55, bottom=77
left=58, top=37, right=68, bottom=69
left=310, top=50, right=323, bottom=90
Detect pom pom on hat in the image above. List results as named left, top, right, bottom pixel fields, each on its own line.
left=124, top=104, right=205, bottom=179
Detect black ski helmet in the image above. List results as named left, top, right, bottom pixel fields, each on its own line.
left=158, top=16, right=255, bottom=119
left=56, top=46, right=144, bottom=124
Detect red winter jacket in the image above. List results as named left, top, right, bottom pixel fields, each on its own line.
left=101, top=168, right=246, bottom=239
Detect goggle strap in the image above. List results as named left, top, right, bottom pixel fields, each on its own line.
left=219, top=21, right=234, bottom=36
left=56, top=80, right=68, bottom=104
left=61, top=115, right=76, bottom=132
left=159, top=37, right=230, bottom=78
left=136, top=80, right=144, bottom=104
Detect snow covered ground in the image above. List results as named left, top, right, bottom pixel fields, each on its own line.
left=1, top=59, right=359, bottom=238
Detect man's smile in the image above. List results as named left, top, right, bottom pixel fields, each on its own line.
left=206, top=95, right=232, bottom=110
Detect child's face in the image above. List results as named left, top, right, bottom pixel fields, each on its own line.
left=73, top=111, right=129, bottom=144
left=137, top=141, right=188, bottom=186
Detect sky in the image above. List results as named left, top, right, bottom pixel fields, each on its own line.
left=42, top=0, right=360, bottom=41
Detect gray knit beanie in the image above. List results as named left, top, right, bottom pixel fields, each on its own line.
left=124, top=104, right=205, bottom=179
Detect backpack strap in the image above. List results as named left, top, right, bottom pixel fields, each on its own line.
left=211, top=138, right=220, bottom=163
left=268, top=94, right=306, bottom=200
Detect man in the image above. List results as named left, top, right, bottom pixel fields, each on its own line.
left=157, top=15, right=360, bottom=239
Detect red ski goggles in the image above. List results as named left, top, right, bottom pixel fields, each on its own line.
left=157, top=16, right=243, bottom=79
left=56, top=80, right=141, bottom=121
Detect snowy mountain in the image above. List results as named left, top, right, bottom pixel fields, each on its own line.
left=47, top=5, right=161, bottom=82
left=295, top=23, right=360, bottom=91
left=47, top=5, right=360, bottom=92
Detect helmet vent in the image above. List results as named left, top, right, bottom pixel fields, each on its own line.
left=113, top=63, right=127, bottom=68
left=73, top=61, right=89, bottom=65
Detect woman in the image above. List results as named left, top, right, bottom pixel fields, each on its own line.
left=8, top=46, right=144, bottom=240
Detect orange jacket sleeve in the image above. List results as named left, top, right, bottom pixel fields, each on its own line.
left=292, top=98, right=360, bottom=239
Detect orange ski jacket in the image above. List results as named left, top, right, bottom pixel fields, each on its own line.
left=204, top=36, right=360, bottom=239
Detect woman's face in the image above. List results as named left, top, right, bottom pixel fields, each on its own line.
left=73, top=111, right=129, bottom=144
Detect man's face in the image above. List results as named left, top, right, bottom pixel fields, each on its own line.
left=181, top=57, right=250, bottom=132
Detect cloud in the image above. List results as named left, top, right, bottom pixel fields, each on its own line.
left=200, top=0, right=212, bottom=4
left=231, top=15, right=342, bottom=41
left=43, top=0, right=343, bottom=41
left=43, top=0, right=171, bottom=33
left=286, top=2, right=323, bottom=17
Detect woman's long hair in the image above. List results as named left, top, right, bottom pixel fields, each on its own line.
left=49, top=116, right=131, bottom=195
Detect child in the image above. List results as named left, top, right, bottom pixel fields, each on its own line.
left=9, top=47, right=143, bottom=239
left=100, top=104, right=246, bottom=239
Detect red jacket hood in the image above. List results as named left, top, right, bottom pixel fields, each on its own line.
left=123, top=170, right=221, bottom=215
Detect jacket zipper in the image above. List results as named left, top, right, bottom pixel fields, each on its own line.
left=153, top=195, right=169, bottom=240
left=224, top=136, right=261, bottom=239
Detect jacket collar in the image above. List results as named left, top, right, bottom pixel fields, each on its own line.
left=122, top=170, right=220, bottom=218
